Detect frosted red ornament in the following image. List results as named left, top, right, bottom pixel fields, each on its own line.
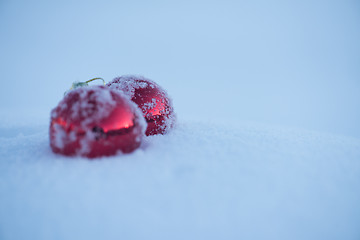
left=49, top=86, right=146, bottom=158
left=107, top=75, right=175, bottom=136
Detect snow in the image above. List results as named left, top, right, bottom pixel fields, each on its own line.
left=1, top=120, right=360, bottom=240
left=1, top=0, right=360, bottom=239
left=108, top=75, right=156, bottom=99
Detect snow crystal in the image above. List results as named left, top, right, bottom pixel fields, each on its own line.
left=107, top=75, right=176, bottom=135
left=107, top=75, right=159, bottom=99
left=77, top=131, right=92, bottom=155
left=128, top=98, right=147, bottom=140
left=52, top=123, right=66, bottom=149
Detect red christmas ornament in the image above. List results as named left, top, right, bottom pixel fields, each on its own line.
left=107, top=75, right=176, bottom=136
left=49, top=86, right=146, bottom=158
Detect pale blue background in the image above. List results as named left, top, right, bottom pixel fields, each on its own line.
left=1, top=0, right=359, bottom=137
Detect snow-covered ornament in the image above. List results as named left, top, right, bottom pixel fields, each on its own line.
left=107, top=75, right=176, bottom=136
left=50, top=86, right=146, bottom=158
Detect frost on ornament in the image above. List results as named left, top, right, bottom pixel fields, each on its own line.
left=107, top=75, right=176, bottom=136
left=49, top=86, right=146, bottom=158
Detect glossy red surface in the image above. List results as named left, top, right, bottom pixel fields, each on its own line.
left=107, top=76, right=175, bottom=136
left=49, top=86, right=144, bottom=158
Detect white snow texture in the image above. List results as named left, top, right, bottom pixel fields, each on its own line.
left=1, top=0, right=360, bottom=240
left=0, top=121, right=360, bottom=240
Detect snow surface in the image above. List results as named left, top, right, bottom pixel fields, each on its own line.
left=1, top=0, right=360, bottom=239
left=1, top=120, right=360, bottom=240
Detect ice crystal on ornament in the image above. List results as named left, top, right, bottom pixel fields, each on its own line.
left=107, top=75, right=176, bottom=136
left=50, top=86, right=146, bottom=158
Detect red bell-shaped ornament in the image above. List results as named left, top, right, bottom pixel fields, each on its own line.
left=107, top=75, right=176, bottom=136
left=49, top=86, right=146, bottom=158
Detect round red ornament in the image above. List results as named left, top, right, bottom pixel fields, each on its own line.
left=107, top=75, right=175, bottom=136
left=49, top=86, right=146, bottom=158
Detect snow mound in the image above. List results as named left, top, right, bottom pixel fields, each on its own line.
left=0, top=121, right=360, bottom=240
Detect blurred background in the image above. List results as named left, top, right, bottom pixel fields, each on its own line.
left=0, top=0, right=359, bottom=137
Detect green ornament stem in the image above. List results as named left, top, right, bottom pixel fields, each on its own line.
left=64, top=77, right=106, bottom=96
